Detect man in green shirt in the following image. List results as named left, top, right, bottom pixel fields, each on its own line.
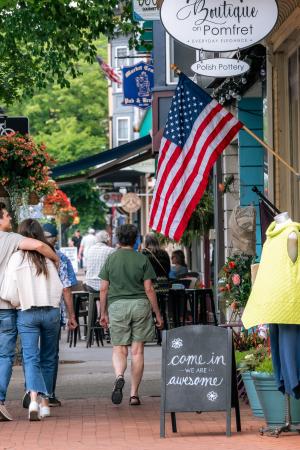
left=100, top=224, right=163, bottom=406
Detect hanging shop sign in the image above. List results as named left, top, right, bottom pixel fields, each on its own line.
left=122, top=62, right=154, bottom=109
left=100, top=192, right=123, bottom=207
left=132, top=0, right=160, bottom=21
left=0, top=116, right=29, bottom=135
left=191, top=58, right=250, bottom=77
left=121, top=193, right=142, bottom=213
left=160, top=0, right=279, bottom=52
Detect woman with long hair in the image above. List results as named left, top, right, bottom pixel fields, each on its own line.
left=142, top=233, right=171, bottom=279
left=1, top=219, right=63, bottom=421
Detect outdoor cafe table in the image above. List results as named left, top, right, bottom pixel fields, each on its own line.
left=159, top=288, right=218, bottom=329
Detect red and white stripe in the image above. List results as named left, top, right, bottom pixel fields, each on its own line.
left=149, top=99, right=242, bottom=240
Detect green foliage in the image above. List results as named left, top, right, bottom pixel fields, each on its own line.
left=234, top=330, right=267, bottom=352
left=63, top=181, right=107, bottom=234
left=0, top=1, right=142, bottom=104
left=235, top=350, right=250, bottom=367
left=237, top=346, right=269, bottom=373
left=7, top=38, right=108, bottom=164
left=255, top=358, right=273, bottom=374
left=7, top=37, right=109, bottom=228
left=180, top=188, right=214, bottom=246
left=154, top=186, right=214, bottom=247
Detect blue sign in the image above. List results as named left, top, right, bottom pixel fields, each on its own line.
left=122, top=62, right=154, bottom=110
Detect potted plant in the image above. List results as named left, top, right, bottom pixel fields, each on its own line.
left=252, top=358, right=300, bottom=427
left=0, top=133, right=54, bottom=216
left=0, top=133, right=54, bottom=197
left=43, top=189, right=70, bottom=216
left=237, top=346, right=267, bottom=418
left=58, top=205, right=78, bottom=226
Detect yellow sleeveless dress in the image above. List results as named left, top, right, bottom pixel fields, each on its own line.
left=242, top=221, right=300, bottom=329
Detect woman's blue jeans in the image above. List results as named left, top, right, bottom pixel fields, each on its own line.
left=17, top=307, right=60, bottom=397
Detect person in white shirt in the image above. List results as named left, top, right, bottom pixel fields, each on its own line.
left=84, top=230, right=115, bottom=292
left=1, top=219, right=63, bottom=421
left=78, top=228, right=97, bottom=268
left=0, top=202, right=59, bottom=422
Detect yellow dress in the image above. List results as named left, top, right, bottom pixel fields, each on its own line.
left=242, top=221, right=300, bottom=329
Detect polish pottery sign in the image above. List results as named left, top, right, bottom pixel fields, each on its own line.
left=191, top=58, right=250, bottom=77
left=160, top=0, right=279, bottom=52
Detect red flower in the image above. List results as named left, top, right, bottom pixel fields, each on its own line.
left=232, top=274, right=241, bottom=286
left=228, top=261, right=236, bottom=269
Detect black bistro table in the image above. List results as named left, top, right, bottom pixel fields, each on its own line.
left=163, top=288, right=218, bottom=328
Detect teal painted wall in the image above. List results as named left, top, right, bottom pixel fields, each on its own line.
left=238, top=98, right=264, bottom=259
left=140, top=107, right=152, bottom=137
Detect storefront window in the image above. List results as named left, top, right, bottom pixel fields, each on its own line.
left=166, top=35, right=196, bottom=84
left=288, top=48, right=300, bottom=219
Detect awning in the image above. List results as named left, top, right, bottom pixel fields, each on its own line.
left=52, top=134, right=152, bottom=178
left=55, top=134, right=153, bottom=187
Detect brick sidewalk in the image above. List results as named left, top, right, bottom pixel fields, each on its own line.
left=1, top=398, right=299, bottom=450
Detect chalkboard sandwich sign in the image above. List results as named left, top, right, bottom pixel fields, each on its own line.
left=160, top=325, right=240, bottom=437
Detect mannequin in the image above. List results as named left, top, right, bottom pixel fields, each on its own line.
left=243, top=212, right=300, bottom=434
left=274, top=212, right=297, bottom=263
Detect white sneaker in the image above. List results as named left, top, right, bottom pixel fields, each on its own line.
left=39, top=405, right=50, bottom=418
left=28, top=401, right=40, bottom=421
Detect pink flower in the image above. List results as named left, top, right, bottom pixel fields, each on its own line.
left=232, top=274, right=241, bottom=286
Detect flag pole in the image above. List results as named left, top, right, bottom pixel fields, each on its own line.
left=242, top=125, right=299, bottom=179
left=170, top=64, right=300, bottom=180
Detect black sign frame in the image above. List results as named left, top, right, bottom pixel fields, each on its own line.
left=0, top=116, right=29, bottom=135
left=160, top=325, right=241, bottom=437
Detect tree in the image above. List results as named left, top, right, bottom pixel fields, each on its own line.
left=8, top=37, right=110, bottom=231
left=8, top=37, right=109, bottom=163
left=63, top=181, right=107, bottom=234
left=0, top=0, right=141, bottom=104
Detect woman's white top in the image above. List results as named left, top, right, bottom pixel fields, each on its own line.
left=0, top=250, right=63, bottom=310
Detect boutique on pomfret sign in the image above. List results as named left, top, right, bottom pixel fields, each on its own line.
left=160, top=0, right=279, bottom=52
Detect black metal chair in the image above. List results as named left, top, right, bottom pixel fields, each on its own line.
left=185, top=288, right=218, bottom=325
left=86, top=293, right=104, bottom=347
left=68, top=291, right=89, bottom=347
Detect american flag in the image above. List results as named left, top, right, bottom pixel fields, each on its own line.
left=149, top=73, right=243, bottom=241
left=96, top=55, right=122, bottom=84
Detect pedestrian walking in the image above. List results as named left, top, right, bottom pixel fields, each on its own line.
left=71, top=229, right=82, bottom=267
left=78, top=228, right=97, bottom=268
left=0, top=203, right=59, bottom=422
left=0, top=219, right=72, bottom=421
left=83, top=230, right=115, bottom=293
left=38, top=223, right=77, bottom=407
left=100, top=224, right=163, bottom=406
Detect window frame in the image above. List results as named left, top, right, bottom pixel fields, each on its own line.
left=116, top=116, right=131, bottom=146
left=165, top=34, right=199, bottom=85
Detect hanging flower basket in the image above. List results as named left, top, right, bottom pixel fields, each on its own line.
left=58, top=205, right=78, bottom=226
left=0, top=133, right=54, bottom=194
left=59, top=213, right=71, bottom=224
left=28, top=192, right=40, bottom=205
left=43, top=204, right=56, bottom=216
left=0, top=185, right=9, bottom=197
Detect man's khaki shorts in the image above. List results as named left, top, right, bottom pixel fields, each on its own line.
left=108, top=298, right=155, bottom=346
